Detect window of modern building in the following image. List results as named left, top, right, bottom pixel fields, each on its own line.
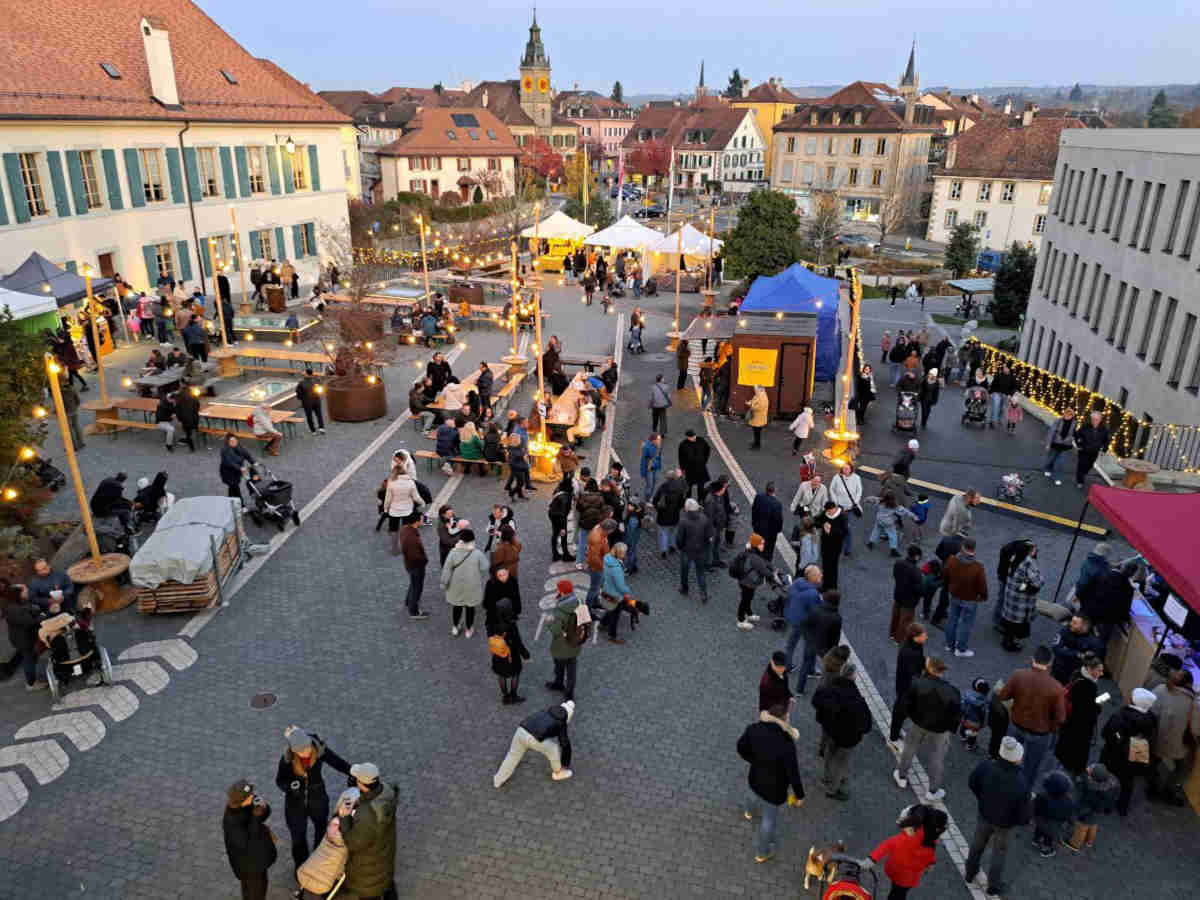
left=1180, top=185, right=1200, bottom=260
left=1039, top=183, right=1052, bottom=206
left=197, top=147, right=220, bottom=197
left=1103, top=170, right=1122, bottom=232
left=1163, top=180, right=1190, bottom=253
left=1128, top=180, right=1152, bottom=248
left=1066, top=346, right=1077, bottom=379
left=153, top=242, right=176, bottom=280
left=1136, top=290, right=1162, bottom=358
left=1079, top=361, right=1090, bottom=387
left=977, top=181, right=991, bottom=202
left=944, top=209, right=958, bottom=228
left=1033, top=324, right=1045, bottom=364
left=1058, top=170, right=1075, bottom=220
left=1059, top=254, right=1077, bottom=305
left=1001, top=182, right=1015, bottom=202
left=1117, top=287, right=1139, bottom=351
left=1106, top=281, right=1126, bottom=343
left=1141, top=182, right=1165, bottom=251
left=1052, top=252, right=1067, bottom=303
left=1091, top=367, right=1102, bottom=392
left=1053, top=164, right=1069, bottom=216
left=949, top=180, right=962, bottom=200
left=1077, top=168, right=1095, bottom=225
left=139, top=148, right=166, bottom=202
left=1092, top=273, right=1110, bottom=333
left=291, top=146, right=309, bottom=190
left=1039, top=244, right=1055, bottom=293
left=850, top=138, right=862, bottom=156
left=1070, top=263, right=1088, bottom=317
left=1112, top=177, right=1132, bottom=242
left=1089, top=173, right=1106, bottom=232
left=973, top=210, right=987, bottom=228
left=1048, top=331, right=1058, bottom=370
left=1187, top=337, right=1200, bottom=394
left=1118, top=386, right=1129, bottom=407
left=1168, top=312, right=1196, bottom=388
left=1034, top=214, right=1046, bottom=234
left=1083, top=266, right=1101, bottom=321
left=246, top=147, right=266, bottom=193
left=1151, top=296, right=1178, bottom=369
left=79, top=150, right=103, bottom=208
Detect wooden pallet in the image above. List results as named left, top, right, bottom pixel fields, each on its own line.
left=136, top=529, right=240, bottom=614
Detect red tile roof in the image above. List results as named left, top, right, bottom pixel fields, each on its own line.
left=741, top=82, right=803, bottom=104
left=317, top=90, right=379, bottom=117
left=775, top=81, right=938, bottom=134
left=621, top=106, right=751, bottom=151
left=377, top=107, right=519, bottom=158
left=945, top=116, right=1085, bottom=180
left=0, top=0, right=351, bottom=124
left=455, top=81, right=535, bottom=128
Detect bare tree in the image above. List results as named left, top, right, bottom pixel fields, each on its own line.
left=807, top=191, right=842, bottom=264
left=877, top=189, right=918, bottom=245
left=473, top=166, right=542, bottom=241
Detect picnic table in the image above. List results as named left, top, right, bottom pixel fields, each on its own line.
left=557, top=354, right=608, bottom=370
left=427, top=363, right=508, bottom=412
left=85, top=396, right=300, bottom=442
left=133, top=365, right=186, bottom=392
left=547, top=383, right=582, bottom=427
left=210, top=345, right=328, bottom=378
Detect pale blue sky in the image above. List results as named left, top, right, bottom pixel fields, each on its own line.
left=199, top=0, right=1200, bottom=95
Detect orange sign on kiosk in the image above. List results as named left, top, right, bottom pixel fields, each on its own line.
left=737, top=347, right=778, bottom=387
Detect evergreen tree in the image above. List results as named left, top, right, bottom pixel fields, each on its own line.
left=563, top=190, right=613, bottom=230
left=724, top=69, right=745, bottom=100
left=1069, top=82, right=1083, bottom=102
left=944, top=223, right=980, bottom=279
left=611, top=81, right=623, bottom=104
left=723, top=189, right=800, bottom=282
left=1147, top=90, right=1178, bottom=128
left=992, top=242, right=1037, bottom=326
left=0, top=309, right=50, bottom=529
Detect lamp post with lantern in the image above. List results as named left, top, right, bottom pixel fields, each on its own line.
left=822, top=268, right=862, bottom=467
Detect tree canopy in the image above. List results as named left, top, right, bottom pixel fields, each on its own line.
left=1147, top=90, right=1178, bottom=128
left=563, top=191, right=613, bottom=231
left=0, top=309, right=50, bottom=529
left=992, top=242, right=1037, bottom=326
left=944, top=223, right=980, bottom=278
left=724, top=69, right=745, bottom=100
left=611, top=81, right=623, bottom=103
left=1069, top=83, right=1083, bottom=102
left=521, top=138, right=564, bottom=180
left=627, top=139, right=670, bottom=177
left=722, top=189, right=800, bottom=282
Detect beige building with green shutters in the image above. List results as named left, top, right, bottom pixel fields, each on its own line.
left=0, top=0, right=357, bottom=296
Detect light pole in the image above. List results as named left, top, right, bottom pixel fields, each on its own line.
left=229, top=206, right=251, bottom=314
left=82, top=266, right=109, bottom=406
left=822, top=268, right=862, bottom=467
left=207, top=238, right=230, bottom=349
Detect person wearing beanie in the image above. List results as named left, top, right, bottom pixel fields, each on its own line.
left=675, top=496, right=714, bottom=603
left=964, top=736, right=1032, bottom=899
left=223, top=779, right=277, bottom=900
left=996, top=645, right=1068, bottom=789
left=758, top=651, right=793, bottom=714
left=811, top=660, right=872, bottom=801
left=273, top=725, right=353, bottom=873
left=296, top=788, right=358, bottom=899
left=1064, top=763, right=1119, bottom=851
left=494, top=700, right=576, bottom=787
left=733, top=533, right=777, bottom=630
left=338, top=763, right=399, bottom=899
left=1032, top=771, right=1075, bottom=857
left=545, top=580, right=586, bottom=701
left=1099, top=687, right=1158, bottom=816
left=863, top=803, right=946, bottom=899
left=737, top=701, right=805, bottom=863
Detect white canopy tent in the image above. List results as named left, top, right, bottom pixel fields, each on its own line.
left=650, top=223, right=723, bottom=256
left=0, top=284, right=57, bottom=320
left=520, top=210, right=594, bottom=240
left=582, top=215, right=664, bottom=249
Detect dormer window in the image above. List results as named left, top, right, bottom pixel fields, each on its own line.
left=220, top=69, right=238, bottom=85
left=810, top=111, right=818, bottom=126
left=832, top=111, right=841, bottom=126
left=100, top=62, right=121, bottom=79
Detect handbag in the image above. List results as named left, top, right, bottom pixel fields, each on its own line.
left=1128, top=735, right=1151, bottom=765
left=838, top=474, right=863, bottom=517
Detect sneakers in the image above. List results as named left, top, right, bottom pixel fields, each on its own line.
left=441, top=462, right=453, bottom=475
left=1043, top=471, right=1052, bottom=477
left=25, top=680, right=48, bottom=692
left=464, top=627, right=473, bottom=639
left=1061, top=839, right=1081, bottom=853
left=892, top=769, right=908, bottom=789
left=737, top=621, right=754, bottom=631
left=1035, top=838, right=1056, bottom=858
left=551, top=768, right=573, bottom=781
left=926, top=788, right=946, bottom=802
left=743, top=811, right=753, bottom=821
left=747, top=614, right=761, bottom=623
left=450, top=626, right=461, bottom=636
left=754, top=851, right=775, bottom=864
left=886, top=739, right=904, bottom=756
left=576, top=562, right=585, bottom=571
left=954, top=648, right=976, bottom=658
left=318, top=427, right=326, bottom=435
left=409, top=611, right=430, bottom=620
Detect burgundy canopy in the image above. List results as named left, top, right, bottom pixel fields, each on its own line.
left=1088, top=485, right=1200, bottom=613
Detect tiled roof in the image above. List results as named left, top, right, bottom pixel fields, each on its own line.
left=741, top=82, right=802, bottom=104
left=0, top=0, right=351, bottom=124
left=377, top=86, right=455, bottom=107
left=775, top=81, right=938, bottom=134
left=944, top=116, right=1085, bottom=180
left=456, top=81, right=535, bottom=128
left=377, top=107, right=519, bottom=157
left=621, top=106, right=751, bottom=151
left=557, top=91, right=633, bottom=119
left=317, top=90, right=378, bottom=117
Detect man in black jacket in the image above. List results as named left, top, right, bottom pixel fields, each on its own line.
left=494, top=700, right=576, bottom=786
left=889, top=623, right=928, bottom=749
left=737, top=701, right=805, bottom=863
left=426, top=352, right=454, bottom=393
left=798, top=590, right=842, bottom=696
left=703, top=477, right=730, bottom=568
left=1, top=584, right=44, bottom=688
left=274, top=726, right=352, bottom=872
left=964, top=737, right=1033, bottom=898
left=813, top=501, right=849, bottom=589
left=476, top=361, right=494, bottom=412
left=811, top=660, right=872, bottom=800
left=652, top=469, right=687, bottom=559
left=677, top=429, right=711, bottom=499
left=987, top=363, right=1018, bottom=429
left=890, top=543, right=923, bottom=642
left=223, top=779, right=277, bottom=900
left=750, top=482, right=784, bottom=560
left=891, top=656, right=961, bottom=802
left=295, top=367, right=326, bottom=435
left=928, top=530, right=965, bottom=627
left=1073, top=409, right=1110, bottom=489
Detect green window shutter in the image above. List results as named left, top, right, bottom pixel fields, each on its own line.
left=234, top=146, right=251, bottom=197
left=65, top=151, right=88, bottom=215
left=267, top=147, right=281, bottom=194
left=304, top=223, right=316, bottom=258
left=280, top=151, right=294, bottom=194
left=46, top=152, right=71, bottom=217
left=0, top=173, right=9, bottom=226
left=249, top=230, right=262, bottom=260
left=165, top=147, right=185, bottom=203
left=183, top=147, right=202, bottom=201
left=292, top=224, right=304, bottom=258
left=4, top=153, right=30, bottom=223
left=142, top=244, right=160, bottom=289
left=101, top=149, right=124, bottom=210
left=274, top=227, right=286, bottom=259
left=308, top=145, right=321, bottom=191
left=200, top=239, right=211, bottom=277
left=176, top=240, right=193, bottom=282
left=65, top=261, right=78, bottom=274
left=219, top=147, right=236, bottom=199
left=123, top=148, right=146, bottom=208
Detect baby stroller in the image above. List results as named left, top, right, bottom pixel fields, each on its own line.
left=626, top=324, right=645, bottom=354
left=892, top=391, right=919, bottom=434
left=764, top=570, right=793, bottom=632
left=995, top=471, right=1026, bottom=504
left=40, top=610, right=114, bottom=704
left=960, top=385, right=988, bottom=427
left=609, top=279, right=626, bottom=299
left=821, top=854, right=878, bottom=899
left=245, top=464, right=301, bottom=530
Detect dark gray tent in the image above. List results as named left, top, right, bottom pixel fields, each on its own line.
left=0, top=251, right=114, bottom=306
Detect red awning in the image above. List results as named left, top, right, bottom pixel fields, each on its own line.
left=1088, top=485, right=1200, bottom=613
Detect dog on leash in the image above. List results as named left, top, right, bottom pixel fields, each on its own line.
left=803, top=842, right=845, bottom=891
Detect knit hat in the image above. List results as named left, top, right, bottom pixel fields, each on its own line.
left=227, top=779, right=254, bottom=806
left=748, top=532, right=764, bottom=549
left=286, top=728, right=314, bottom=754
left=999, top=736, right=1024, bottom=763
left=1130, top=687, right=1157, bottom=713
left=350, top=762, right=379, bottom=784
left=557, top=579, right=575, bottom=595
left=562, top=699, right=575, bottom=722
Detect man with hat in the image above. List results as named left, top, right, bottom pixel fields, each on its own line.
left=964, top=736, right=1032, bottom=899
left=338, top=762, right=399, bottom=900
left=223, top=778, right=277, bottom=900
left=545, top=580, right=586, bottom=701
left=494, top=700, right=576, bottom=787
left=274, top=725, right=353, bottom=873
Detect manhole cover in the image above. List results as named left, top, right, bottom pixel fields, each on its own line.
left=250, top=692, right=277, bottom=710
left=646, top=353, right=673, bottom=362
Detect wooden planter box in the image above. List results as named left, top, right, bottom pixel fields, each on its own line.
left=137, top=530, right=240, bottom=615
left=326, top=377, right=387, bottom=422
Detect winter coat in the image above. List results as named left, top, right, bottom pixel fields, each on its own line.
left=789, top=409, right=813, bottom=439
left=601, top=553, right=632, bottom=603
left=523, top=705, right=573, bottom=766
left=476, top=367, right=494, bottom=398
left=223, top=803, right=278, bottom=879
left=751, top=492, right=784, bottom=541
left=1074, top=768, right=1119, bottom=822
left=585, top=526, right=610, bottom=573
left=1045, top=415, right=1079, bottom=450
left=968, top=758, right=1033, bottom=828
left=1100, top=705, right=1157, bottom=776
left=174, top=390, right=200, bottom=428
left=747, top=391, right=769, bottom=427
left=576, top=491, right=608, bottom=531
left=703, top=491, right=729, bottom=531
left=676, top=340, right=691, bottom=372
left=737, top=714, right=805, bottom=805
left=989, top=371, right=1018, bottom=396
left=674, top=509, right=714, bottom=560
left=677, top=436, right=711, bottom=483
left=295, top=376, right=321, bottom=411
left=737, top=550, right=775, bottom=589
left=1034, top=771, right=1076, bottom=829
left=938, top=493, right=974, bottom=537
left=803, top=602, right=842, bottom=655
left=893, top=558, right=923, bottom=609
left=998, top=667, right=1067, bottom=735
left=878, top=471, right=912, bottom=507
left=944, top=552, right=987, bottom=604
left=784, top=579, right=822, bottom=627
left=870, top=830, right=936, bottom=890
left=490, top=619, right=530, bottom=677
left=895, top=638, right=926, bottom=703
left=652, top=477, right=688, bottom=526
left=547, top=595, right=584, bottom=660
left=1152, top=684, right=1199, bottom=761
left=3, top=594, right=42, bottom=653
left=435, top=422, right=460, bottom=458
left=482, top=430, right=504, bottom=462
left=640, top=439, right=662, bottom=478
left=383, top=474, right=421, bottom=518
left=829, top=472, right=863, bottom=513
left=918, top=378, right=940, bottom=407
left=895, top=673, right=962, bottom=735
left=274, top=737, right=352, bottom=811
left=1051, top=624, right=1106, bottom=683
left=1056, top=675, right=1100, bottom=773
left=1075, top=421, right=1110, bottom=457
left=296, top=820, right=348, bottom=895
left=426, top=359, right=453, bottom=392
left=759, top=664, right=793, bottom=712
left=1074, top=551, right=1110, bottom=597
left=440, top=542, right=489, bottom=607
left=791, top=481, right=829, bottom=519
left=400, top=525, right=427, bottom=571
left=251, top=407, right=279, bottom=438
left=482, top=575, right=521, bottom=635
left=339, top=780, right=399, bottom=896
left=219, top=444, right=254, bottom=486
left=1079, top=569, right=1133, bottom=627
left=812, top=676, right=872, bottom=748
left=998, top=555, right=1044, bottom=627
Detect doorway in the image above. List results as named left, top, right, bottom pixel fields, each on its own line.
left=97, top=252, right=115, bottom=278
left=777, top=342, right=812, bottom=416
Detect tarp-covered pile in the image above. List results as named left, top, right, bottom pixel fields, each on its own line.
left=130, top=496, right=239, bottom=588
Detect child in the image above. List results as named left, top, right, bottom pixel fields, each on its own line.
left=866, top=803, right=947, bottom=900
left=1064, top=763, right=1118, bottom=852
left=1033, top=771, right=1076, bottom=858
left=959, top=677, right=991, bottom=751
left=296, top=787, right=358, bottom=898
left=788, top=406, right=814, bottom=455
left=865, top=493, right=917, bottom=557
left=1004, top=393, right=1024, bottom=433
left=626, top=322, right=644, bottom=353
left=904, top=493, right=931, bottom=546
left=790, top=516, right=821, bottom=575
left=797, top=451, right=817, bottom=483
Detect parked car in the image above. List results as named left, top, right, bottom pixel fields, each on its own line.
left=632, top=204, right=665, bottom=219
left=836, top=233, right=879, bottom=250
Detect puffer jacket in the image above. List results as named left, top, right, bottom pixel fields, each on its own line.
left=440, top=542, right=488, bottom=607
left=674, top=509, right=713, bottom=560
left=601, top=552, right=631, bottom=603
left=274, top=737, right=351, bottom=810
left=223, top=803, right=277, bottom=879
left=703, top=491, right=728, bottom=531
left=435, top=422, right=460, bottom=457
left=296, top=820, right=348, bottom=894
left=812, top=675, right=873, bottom=748
left=576, top=491, right=608, bottom=531
left=383, top=474, right=421, bottom=518
left=652, top=477, right=688, bottom=526
left=339, top=780, right=398, bottom=896
left=784, top=579, right=821, bottom=627
left=1034, top=771, right=1076, bottom=823
left=548, top=595, right=584, bottom=660
left=585, top=526, right=610, bottom=573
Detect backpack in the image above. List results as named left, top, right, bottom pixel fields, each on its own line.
left=488, top=634, right=511, bottom=659
left=564, top=604, right=591, bottom=646
left=729, top=550, right=749, bottom=580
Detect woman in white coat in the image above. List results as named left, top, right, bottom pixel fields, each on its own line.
left=788, top=406, right=814, bottom=455
left=383, top=463, right=422, bottom=553
left=828, top=462, right=863, bottom=557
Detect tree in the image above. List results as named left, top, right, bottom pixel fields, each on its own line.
left=521, top=138, right=564, bottom=181
left=991, top=241, right=1037, bottom=326
left=877, top=190, right=917, bottom=245
left=433, top=83, right=444, bottom=95
left=1068, top=82, right=1083, bottom=102
left=0, top=309, right=50, bottom=530
left=724, top=68, right=745, bottom=100
left=611, top=81, right=623, bottom=104
left=563, top=191, right=613, bottom=230
left=723, top=189, right=801, bottom=283
left=627, top=138, right=671, bottom=188
left=475, top=167, right=542, bottom=240
left=807, top=191, right=842, bottom=264
left=1147, top=90, right=1178, bottom=128
left=944, top=223, right=980, bottom=278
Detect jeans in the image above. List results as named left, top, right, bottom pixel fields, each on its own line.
left=1043, top=446, right=1070, bottom=474
left=679, top=555, right=707, bottom=597
left=657, top=524, right=675, bottom=555
left=944, top=598, right=978, bottom=652
left=550, top=515, right=570, bottom=560
left=709, top=533, right=723, bottom=567
left=303, top=404, right=325, bottom=433
left=1076, top=451, right=1099, bottom=486
left=643, top=470, right=658, bottom=500
left=601, top=601, right=632, bottom=638
left=405, top=564, right=424, bottom=615
left=964, top=822, right=1011, bottom=894
left=552, top=657, right=577, bottom=699
left=744, top=792, right=780, bottom=857
left=586, top=568, right=603, bottom=607
left=578, top=528, right=589, bottom=564
left=700, top=385, right=712, bottom=409
left=1010, top=725, right=1054, bottom=790
left=66, top=412, right=86, bottom=448
left=784, top=624, right=804, bottom=671
left=896, top=725, right=950, bottom=794
left=157, top=421, right=175, bottom=447
left=415, top=410, right=436, bottom=432
left=888, top=362, right=901, bottom=386
left=493, top=727, right=564, bottom=787
left=868, top=520, right=899, bottom=550
left=796, top=640, right=821, bottom=694
left=989, top=392, right=1005, bottom=425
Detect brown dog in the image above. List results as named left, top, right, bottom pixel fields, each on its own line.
left=803, top=842, right=845, bottom=891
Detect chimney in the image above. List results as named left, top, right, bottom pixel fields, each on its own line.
left=140, top=17, right=180, bottom=107
left=482, top=89, right=489, bottom=108
left=946, top=139, right=957, bottom=169
left=1022, top=101, right=1034, bottom=127
left=1003, top=98, right=1012, bottom=115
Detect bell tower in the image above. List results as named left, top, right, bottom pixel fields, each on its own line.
left=899, top=39, right=919, bottom=123
left=519, top=11, right=552, bottom=134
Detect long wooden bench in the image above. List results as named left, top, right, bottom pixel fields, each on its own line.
left=413, top=449, right=504, bottom=476
left=491, top=371, right=527, bottom=412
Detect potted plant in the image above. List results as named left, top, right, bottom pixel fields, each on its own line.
left=0, top=525, right=36, bottom=583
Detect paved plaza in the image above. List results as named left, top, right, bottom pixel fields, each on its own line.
left=0, top=279, right=1197, bottom=900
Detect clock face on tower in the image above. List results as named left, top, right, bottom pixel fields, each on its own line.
left=538, top=76, right=549, bottom=93
left=522, top=76, right=534, bottom=92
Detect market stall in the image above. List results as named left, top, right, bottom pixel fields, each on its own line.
left=1, top=252, right=117, bottom=352
left=521, top=210, right=594, bottom=274
left=0, top=284, right=60, bottom=334
left=648, top=223, right=723, bottom=291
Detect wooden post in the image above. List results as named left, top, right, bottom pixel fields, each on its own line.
left=510, top=240, right=519, bottom=354
left=708, top=204, right=716, bottom=291
left=46, top=354, right=101, bottom=563
left=417, top=215, right=432, bottom=305
left=534, top=281, right=547, bottom=447
left=229, top=207, right=251, bottom=314
left=83, top=270, right=108, bottom=405
left=673, top=224, right=683, bottom=340
left=207, top=238, right=230, bottom=349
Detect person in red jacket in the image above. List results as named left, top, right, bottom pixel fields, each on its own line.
left=864, top=803, right=947, bottom=899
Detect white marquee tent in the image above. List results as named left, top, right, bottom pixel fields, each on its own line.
left=650, top=223, right=723, bottom=256
left=582, top=215, right=663, bottom=249
left=520, top=209, right=594, bottom=240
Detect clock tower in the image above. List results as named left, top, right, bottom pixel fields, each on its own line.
left=518, top=12, right=552, bottom=134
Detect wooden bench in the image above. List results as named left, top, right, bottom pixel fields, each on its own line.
left=491, top=371, right=527, bottom=413
left=412, top=449, right=504, bottom=476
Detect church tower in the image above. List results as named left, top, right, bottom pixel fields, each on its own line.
left=898, top=39, right=918, bottom=123
left=519, top=12, right=552, bottom=134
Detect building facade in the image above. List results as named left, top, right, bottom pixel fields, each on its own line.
left=319, top=91, right=417, bottom=202
left=556, top=91, right=635, bottom=171
left=1020, top=129, right=1200, bottom=424
left=731, top=79, right=804, bottom=181
left=623, top=105, right=765, bottom=194
left=0, top=0, right=354, bottom=296
left=926, top=113, right=1082, bottom=250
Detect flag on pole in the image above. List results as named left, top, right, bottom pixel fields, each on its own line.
left=666, top=147, right=676, bottom=232
left=616, top=148, right=625, bottom=217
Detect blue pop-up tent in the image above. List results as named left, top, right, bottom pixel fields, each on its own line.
left=740, top=264, right=841, bottom=382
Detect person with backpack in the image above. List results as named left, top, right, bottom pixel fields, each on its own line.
left=732, top=533, right=777, bottom=631
left=548, top=472, right=575, bottom=563
left=488, top=595, right=531, bottom=705
left=493, top=700, right=576, bottom=787
left=811, top=659, right=872, bottom=801
left=545, top=580, right=588, bottom=703
left=1099, top=688, right=1158, bottom=816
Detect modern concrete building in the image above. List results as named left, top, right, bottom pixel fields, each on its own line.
left=1021, top=129, right=1200, bottom=424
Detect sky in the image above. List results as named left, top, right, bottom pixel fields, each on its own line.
left=199, top=0, right=1200, bottom=96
